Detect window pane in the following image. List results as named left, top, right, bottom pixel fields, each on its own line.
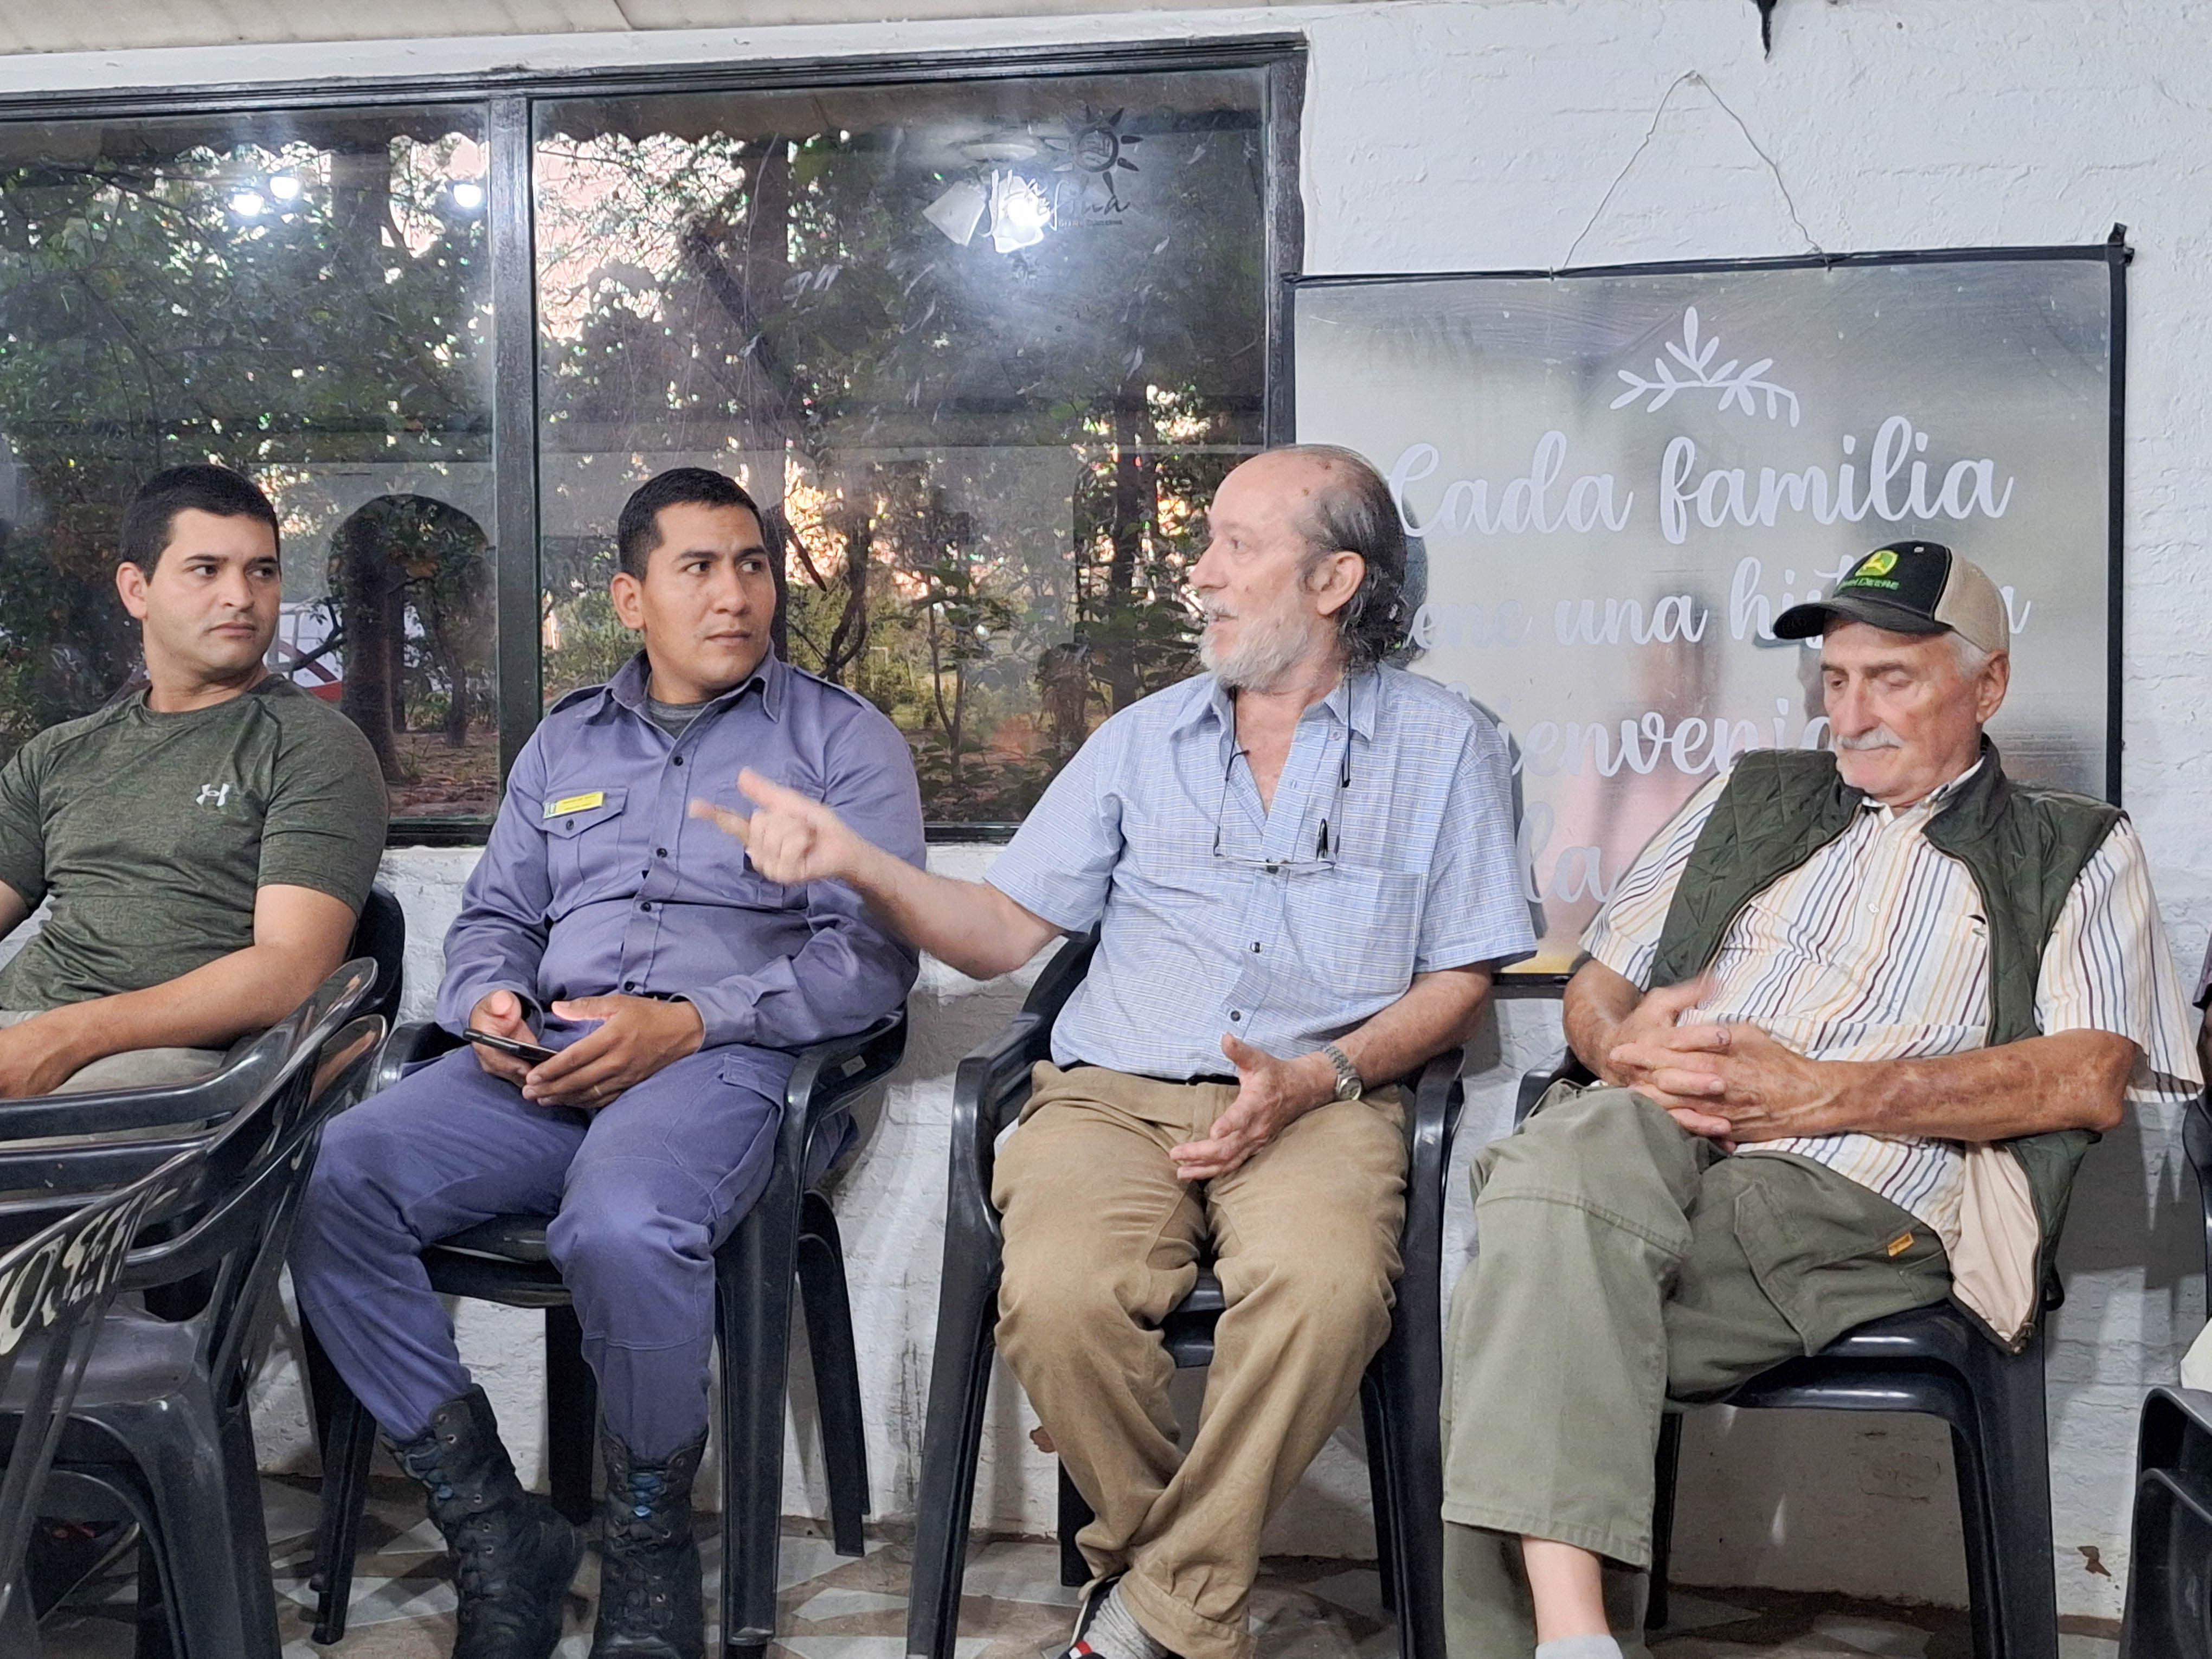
left=534, top=69, right=1270, bottom=822
left=0, top=106, right=499, bottom=822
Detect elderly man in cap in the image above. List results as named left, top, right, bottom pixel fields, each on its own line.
left=1441, top=541, right=2201, bottom=1659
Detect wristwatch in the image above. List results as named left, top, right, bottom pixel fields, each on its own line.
left=1320, top=1042, right=1365, bottom=1102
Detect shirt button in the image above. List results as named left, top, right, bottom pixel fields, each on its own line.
left=656, top=848, right=668, bottom=858
left=672, top=756, right=684, bottom=767
left=1250, top=942, right=1261, bottom=953
left=639, top=902, right=653, bottom=913
left=623, top=981, right=638, bottom=992
left=1230, top=1011, right=1243, bottom=1022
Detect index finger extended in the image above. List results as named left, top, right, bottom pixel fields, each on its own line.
left=687, top=799, right=751, bottom=843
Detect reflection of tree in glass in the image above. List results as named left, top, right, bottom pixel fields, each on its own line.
left=327, top=494, right=491, bottom=779
left=532, top=82, right=1264, bottom=820
left=0, top=119, right=493, bottom=811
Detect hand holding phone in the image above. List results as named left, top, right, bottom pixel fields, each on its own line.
left=466, top=990, right=549, bottom=1084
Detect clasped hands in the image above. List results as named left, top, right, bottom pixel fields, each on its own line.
left=1602, top=977, right=1855, bottom=1146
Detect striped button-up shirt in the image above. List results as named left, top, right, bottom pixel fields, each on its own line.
left=1584, top=760, right=2200, bottom=1251
left=986, top=668, right=1535, bottom=1081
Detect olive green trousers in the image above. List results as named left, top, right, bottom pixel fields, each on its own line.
left=1441, top=1084, right=1953, bottom=1658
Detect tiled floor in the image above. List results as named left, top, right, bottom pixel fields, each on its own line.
left=37, top=1472, right=2122, bottom=1659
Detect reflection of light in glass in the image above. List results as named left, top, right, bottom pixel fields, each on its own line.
left=450, top=181, right=485, bottom=212
left=269, top=175, right=303, bottom=201
left=923, top=178, right=987, bottom=247
left=988, top=171, right=1051, bottom=254
left=230, top=190, right=267, bottom=218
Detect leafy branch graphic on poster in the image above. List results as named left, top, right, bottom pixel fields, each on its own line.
left=1290, top=249, right=2124, bottom=976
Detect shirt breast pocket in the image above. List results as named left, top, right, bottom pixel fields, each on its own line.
left=542, top=787, right=630, bottom=891
left=1285, top=865, right=1423, bottom=1000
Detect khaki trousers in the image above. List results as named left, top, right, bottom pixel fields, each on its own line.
left=1440, top=1084, right=1953, bottom=1658
left=993, top=1062, right=1408, bottom=1659
left=0, top=1010, right=223, bottom=1095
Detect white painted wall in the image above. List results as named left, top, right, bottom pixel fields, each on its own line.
left=8, top=0, right=2212, bottom=1624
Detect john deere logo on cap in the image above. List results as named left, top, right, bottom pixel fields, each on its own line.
left=1838, top=548, right=1904, bottom=593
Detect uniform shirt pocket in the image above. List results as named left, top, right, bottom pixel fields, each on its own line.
left=542, top=786, right=630, bottom=891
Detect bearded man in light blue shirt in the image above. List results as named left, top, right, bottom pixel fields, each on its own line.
left=702, top=445, right=1534, bottom=1659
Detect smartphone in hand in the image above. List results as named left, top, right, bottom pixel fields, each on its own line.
left=460, top=1027, right=557, bottom=1065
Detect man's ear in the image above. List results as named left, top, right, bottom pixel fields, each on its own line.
left=115, top=561, right=151, bottom=622
left=1975, top=649, right=2011, bottom=724
left=609, top=569, right=646, bottom=631
left=1309, top=550, right=1366, bottom=619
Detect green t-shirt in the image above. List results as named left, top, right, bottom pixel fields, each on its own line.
left=0, top=678, right=389, bottom=1010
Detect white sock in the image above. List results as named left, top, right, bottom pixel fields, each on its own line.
left=1534, top=1638, right=1624, bottom=1659
left=1081, top=1583, right=1171, bottom=1659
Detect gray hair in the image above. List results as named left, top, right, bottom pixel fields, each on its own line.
left=1949, top=632, right=1996, bottom=677
left=1276, top=443, right=1410, bottom=671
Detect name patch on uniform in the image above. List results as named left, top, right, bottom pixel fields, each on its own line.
left=545, top=791, right=606, bottom=818
left=1886, top=1231, right=1915, bottom=1258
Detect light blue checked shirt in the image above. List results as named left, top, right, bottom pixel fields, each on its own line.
left=986, top=667, right=1535, bottom=1080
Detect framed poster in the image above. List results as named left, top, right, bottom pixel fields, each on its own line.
left=1290, top=247, right=2126, bottom=979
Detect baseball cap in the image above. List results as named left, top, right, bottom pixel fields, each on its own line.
left=1772, top=541, right=2010, bottom=656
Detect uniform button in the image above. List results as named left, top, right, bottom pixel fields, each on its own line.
left=623, top=981, right=638, bottom=992
left=1230, top=1011, right=1243, bottom=1021
left=656, top=848, right=668, bottom=858
left=639, top=901, right=653, bottom=913
left=672, top=755, right=685, bottom=767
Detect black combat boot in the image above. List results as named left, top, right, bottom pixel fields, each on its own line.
left=390, top=1386, right=582, bottom=1659
left=590, top=1424, right=707, bottom=1658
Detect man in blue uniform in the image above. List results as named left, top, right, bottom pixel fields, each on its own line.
left=292, top=468, right=924, bottom=1659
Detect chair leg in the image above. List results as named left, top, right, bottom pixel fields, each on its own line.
left=545, top=1303, right=598, bottom=1525
left=1649, top=1411, right=1683, bottom=1634
left=310, top=1373, right=380, bottom=1644
left=798, top=1191, right=869, bottom=1557
left=718, top=1168, right=805, bottom=1659
left=1958, top=1341, right=2060, bottom=1659
left=903, top=1217, right=1005, bottom=1659
left=1361, top=1381, right=1397, bottom=1613
left=1057, top=1463, right=1095, bottom=1589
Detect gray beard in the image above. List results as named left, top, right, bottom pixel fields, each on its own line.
left=1200, top=608, right=1313, bottom=692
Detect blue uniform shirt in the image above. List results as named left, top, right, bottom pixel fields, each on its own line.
left=985, top=667, right=1534, bottom=1080
left=439, top=651, right=924, bottom=1050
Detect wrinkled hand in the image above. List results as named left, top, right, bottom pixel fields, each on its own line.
left=523, top=994, right=704, bottom=1109
left=1596, top=975, right=1736, bottom=1140
left=0, top=1006, right=95, bottom=1099
left=1169, top=1033, right=1336, bottom=1182
left=468, top=990, right=541, bottom=1085
left=689, top=769, right=860, bottom=886
left=1607, top=1020, right=1853, bottom=1142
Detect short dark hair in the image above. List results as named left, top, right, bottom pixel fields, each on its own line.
left=616, top=467, right=763, bottom=580
left=1279, top=444, right=1410, bottom=670
left=120, top=464, right=280, bottom=573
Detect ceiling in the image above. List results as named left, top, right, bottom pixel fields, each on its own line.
left=0, top=1, right=1342, bottom=56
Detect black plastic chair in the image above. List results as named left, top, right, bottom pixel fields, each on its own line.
left=349, top=885, right=407, bottom=1035
left=0, top=1132, right=204, bottom=1652
left=0, top=976, right=384, bottom=1659
left=308, top=1007, right=909, bottom=1659
left=2114, top=1091, right=2212, bottom=1658
left=905, top=935, right=1465, bottom=1659
left=1513, top=1050, right=2061, bottom=1658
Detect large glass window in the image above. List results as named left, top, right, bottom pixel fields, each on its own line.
left=534, top=68, right=1270, bottom=824
left=0, top=106, right=498, bottom=821
left=0, top=47, right=1292, bottom=837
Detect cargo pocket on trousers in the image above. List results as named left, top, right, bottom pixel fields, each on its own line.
left=1731, top=1180, right=1867, bottom=1356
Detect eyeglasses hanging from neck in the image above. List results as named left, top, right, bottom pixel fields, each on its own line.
left=1211, top=724, right=1354, bottom=876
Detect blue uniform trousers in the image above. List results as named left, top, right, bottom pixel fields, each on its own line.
left=292, top=1036, right=790, bottom=1459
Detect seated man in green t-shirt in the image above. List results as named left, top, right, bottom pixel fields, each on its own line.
left=0, top=464, right=389, bottom=1098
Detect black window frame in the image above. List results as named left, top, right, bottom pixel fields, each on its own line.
left=0, top=36, right=1306, bottom=846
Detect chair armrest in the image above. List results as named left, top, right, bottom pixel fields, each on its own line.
left=373, top=1020, right=461, bottom=1096
left=1516, top=1045, right=1593, bottom=1126
left=785, top=1009, right=909, bottom=1178
left=0, top=1041, right=285, bottom=1143
left=946, top=933, right=1097, bottom=1249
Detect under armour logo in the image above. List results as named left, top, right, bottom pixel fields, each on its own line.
left=196, top=783, right=237, bottom=808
